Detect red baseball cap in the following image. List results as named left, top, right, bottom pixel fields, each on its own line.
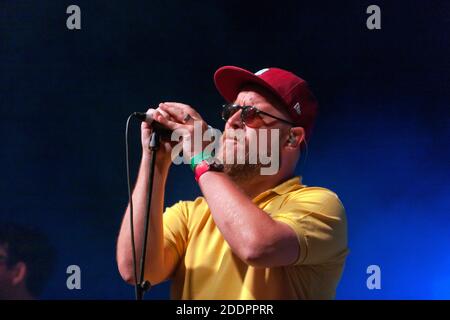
left=214, top=66, right=318, bottom=140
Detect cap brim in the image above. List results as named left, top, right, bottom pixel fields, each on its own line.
left=214, top=66, right=282, bottom=104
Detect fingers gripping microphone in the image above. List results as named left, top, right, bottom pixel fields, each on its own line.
left=133, top=109, right=172, bottom=139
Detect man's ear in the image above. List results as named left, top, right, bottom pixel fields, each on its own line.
left=11, top=262, right=27, bottom=286
left=286, top=127, right=305, bottom=149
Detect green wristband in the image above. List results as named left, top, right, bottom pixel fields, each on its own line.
left=190, top=151, right=212, bottom=171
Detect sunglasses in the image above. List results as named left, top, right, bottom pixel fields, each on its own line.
left=221, top=103, right=295, bottom=128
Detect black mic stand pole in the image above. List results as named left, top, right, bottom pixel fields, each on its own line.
left=136, top=129, right=160, bottom=300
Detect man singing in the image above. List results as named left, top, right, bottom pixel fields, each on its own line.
left=116, top=66, right=348, bottom=299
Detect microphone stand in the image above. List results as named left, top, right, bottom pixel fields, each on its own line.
left=136, top=129, right=160, bottom=300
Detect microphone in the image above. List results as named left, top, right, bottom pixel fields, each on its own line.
left=133, top=109, right=173, bottom=138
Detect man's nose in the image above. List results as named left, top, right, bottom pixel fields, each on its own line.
left=225, top=109, right=244, bottom=130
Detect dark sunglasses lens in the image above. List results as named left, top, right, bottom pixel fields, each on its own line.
left=222, top=104, right=238, bottom=121
left=242, top=106, right=263, bottom=127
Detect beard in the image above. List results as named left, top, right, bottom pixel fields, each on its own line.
left=223, top=162, right=262, bottom=183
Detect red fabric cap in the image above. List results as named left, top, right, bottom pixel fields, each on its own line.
left=214, top=66, right=318, bottom=140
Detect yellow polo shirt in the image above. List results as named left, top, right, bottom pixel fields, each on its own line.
left=163, top=176, right=348, bottom=299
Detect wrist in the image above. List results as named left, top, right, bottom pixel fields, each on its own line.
left=142, top=152, right=171, bottom=175
left=190, top=150, right=213, bottom=171
left=196, top=168, right=224, bottom=183
left=193, top=158, right=224, bottom=182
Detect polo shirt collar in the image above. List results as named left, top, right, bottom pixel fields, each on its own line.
left=252, top=176, right=304, bottom=202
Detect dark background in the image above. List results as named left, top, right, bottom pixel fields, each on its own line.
left=1, top=0, right=449, bottom=299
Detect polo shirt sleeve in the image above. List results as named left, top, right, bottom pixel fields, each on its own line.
left=163, top=200, right=189, bottom=260
left=270, top=187, right=348, bottom=265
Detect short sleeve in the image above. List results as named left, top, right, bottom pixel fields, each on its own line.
left=271, top=187, right=348, bottom=265
left=163, top=200, right=189, bottom=259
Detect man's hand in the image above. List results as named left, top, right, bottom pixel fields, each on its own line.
left=153, top=102, right=209, bottom=162
left=140, top=107, right=178, bottom=172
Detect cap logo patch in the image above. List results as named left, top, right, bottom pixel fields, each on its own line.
left=293, top=102, right=302, bottom=115
left=255, top=68, right=269, bottom=76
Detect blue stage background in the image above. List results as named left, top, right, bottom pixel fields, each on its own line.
left=1, top=1, right=449, bottom=299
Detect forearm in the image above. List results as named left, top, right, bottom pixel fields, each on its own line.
left=198, top=171, right=280, bottom=263
left=117, top=153, right=169, bottom=284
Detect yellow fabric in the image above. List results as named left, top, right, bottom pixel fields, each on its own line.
left=163, top=176, right=348, bottom=300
